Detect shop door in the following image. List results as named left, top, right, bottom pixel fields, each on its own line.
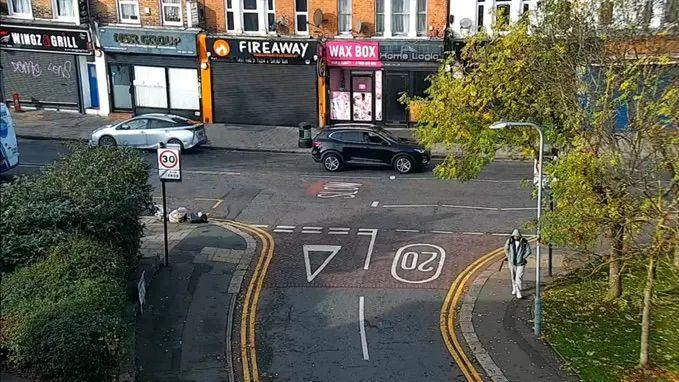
left=111, top=64, right=133, bottom=110
left=351, top=73, right=373, bottom=122
left=87, top=64, right=99, bottom=108
left=384, top=72, right=409, bottom=124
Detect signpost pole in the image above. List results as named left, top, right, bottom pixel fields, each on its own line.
left=162, top=180, right=169, bottom=267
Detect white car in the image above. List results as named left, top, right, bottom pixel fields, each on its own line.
left=90, top=114, right=208, bottom=151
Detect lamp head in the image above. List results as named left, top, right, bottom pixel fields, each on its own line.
left=489, top=121, right=508, bottom=130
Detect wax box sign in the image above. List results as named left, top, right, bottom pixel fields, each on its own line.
left=325, top=41, right=381, bottom=67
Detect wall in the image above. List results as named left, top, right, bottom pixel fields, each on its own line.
left=90, top=0, right=192, bottom=27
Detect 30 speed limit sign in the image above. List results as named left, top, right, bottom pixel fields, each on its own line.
left=158, top=147, right=181, bottom=181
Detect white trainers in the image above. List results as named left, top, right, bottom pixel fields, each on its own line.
left=516, top=290, right=522, bottom=299
left=511, top=288, right=517, bottom=296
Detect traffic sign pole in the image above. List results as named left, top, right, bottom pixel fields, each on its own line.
left=162, top=180, right=169, bottom=267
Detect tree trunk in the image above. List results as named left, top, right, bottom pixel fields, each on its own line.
left=607, top=225, right=624, bottom=300
left=639, top=255, right=656, bottom=369
left=674, top=242, right=678, bottom=270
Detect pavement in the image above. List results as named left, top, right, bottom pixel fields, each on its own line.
left=9, top=109, right=527, bottom=159
left=7, top=140, right=567, bottom=382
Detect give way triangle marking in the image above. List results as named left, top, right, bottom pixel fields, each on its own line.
left=303, top=244, right=342, bottom=282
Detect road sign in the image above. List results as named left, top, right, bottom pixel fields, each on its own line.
left=158, top=147, right=181, bottom=181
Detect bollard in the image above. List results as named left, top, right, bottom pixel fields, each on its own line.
left=12, top=93, right=22, bottom=112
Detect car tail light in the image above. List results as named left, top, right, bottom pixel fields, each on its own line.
left=312, top=141, right=321, bottom=148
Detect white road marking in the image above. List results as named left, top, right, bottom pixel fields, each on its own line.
left=391, top=244, right=446, bottom=284
left=303, top=226, right=323, bottom=230
left=302, top=230, right=322, bottom=234
left=462, top=232, right=485, bottom=235
left=382, top=204, right=535, bottom=211
left=184, top=170, right=241, bottom=175
left=329, top=228, right=351, bottom=231
left=251, top=224, right=269, bottom=228
left=273, top=229, right=293, bottom=233
left=396, top=229, right=420, bottom=233
left=382, top=204, right=439, bottom=208
left=431, top=230, right=454, bottom=234
left=357, top=229, right=378, bottom=270
left=359, top=296, right=370, bottom=361
left=491, top=233, right=511, bottom=236
left=276, top=225, right=296, bottom=229
left=370, top=201, right=379, bottom=207
left=303, top=244, right=342, bottom=282
left=328, top=231, right=349, bottom=235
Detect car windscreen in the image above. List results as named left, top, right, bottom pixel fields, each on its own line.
left=373, top=126, right=398, bottom=141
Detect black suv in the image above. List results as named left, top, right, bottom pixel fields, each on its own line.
left=311, top=124, right=430, bottom=173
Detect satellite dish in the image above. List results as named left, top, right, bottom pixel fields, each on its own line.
left=460, top=18, right=473, bottom=29
left=313, top=9, right=324, bottom=27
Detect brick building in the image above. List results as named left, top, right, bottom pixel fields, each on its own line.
left=200, top=0, right=450, bottom=127
left=0, top=0, right=105, bottom=114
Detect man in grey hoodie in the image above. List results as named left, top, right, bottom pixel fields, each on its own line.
left=504, top=229, right=532, bottom=299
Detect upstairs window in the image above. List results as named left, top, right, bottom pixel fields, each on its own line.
left=338, top=0, right=352, bottom=34
left=8, top=0, right=32, bottom=17
left=417, top=0, right=426, bottom=35
left=162, top=0, right=182, bottom=25
left=226, top=0, right=235, bottom=30
left=392, top=0, right=409, bottom=35
left=54, top=0, right=75, bottom=19
left=296, top=0, right=308, bottom=34
left=119, top=0, right=140, bottom=23
left=376, top=0, right=384, bottom=35
left=242, top=0, right=260, bottom=32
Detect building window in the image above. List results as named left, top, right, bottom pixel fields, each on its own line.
left=338, top=0, right=352, bottom=34
left=54, top=0, right=75, bottom=18
left=243, top=0, right=259, bottom=32
left=119, top=0, right=140, bottom=23
left=496, top=2, right=510, bottom=30
left=522, top=2, right=529, bottom=14
left=226, top=0, right=235, bottom=30
left=417, top=0, right=426, bottom=36
left=8, top=0, right=32, bottom=17
left=296, top=0, right=308, bottom=34
left=375, top=0, right=384, bottom=35
left=268, top=0, right=275, bottom=31
left=162, top=0, right=182, bottom=25
left=392, top=0, right=409, bottom=35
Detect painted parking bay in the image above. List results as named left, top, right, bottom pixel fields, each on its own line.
left=255, top=229, right=503, bottom=381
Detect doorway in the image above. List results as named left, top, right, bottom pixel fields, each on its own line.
left=384, top=72, right=408, bottom=124
left=350, top=73, right=374, bottom=122
left=87, top=63, right=99, bottom=108
left=110, top=64, right=132, bottom=110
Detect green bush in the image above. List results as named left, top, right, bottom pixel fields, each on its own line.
left=1, top=238, right=128, bottom=381
left=0, top=145, right=151, bottom=272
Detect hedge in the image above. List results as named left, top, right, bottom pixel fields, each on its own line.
left=0, top=145, right=151, bottom=272
left=1, top=238, right=128, bottom=381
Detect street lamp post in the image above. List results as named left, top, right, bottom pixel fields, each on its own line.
left=489, top=121, right=544, bottom=337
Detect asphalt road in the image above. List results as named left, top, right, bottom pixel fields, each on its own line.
left=9, top=139, right=536, bottom=381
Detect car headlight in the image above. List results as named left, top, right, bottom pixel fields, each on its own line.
left=414, top=148, right=426, bottom=154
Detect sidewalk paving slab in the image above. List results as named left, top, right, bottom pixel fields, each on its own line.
left=466, top=249, right=578, bottom=382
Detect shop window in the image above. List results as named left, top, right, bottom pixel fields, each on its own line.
left=134, top=66, right=168, bottom=109
left=376, top=0, right=384, bottom=35
left=118, top=0, right=140, bottom=23
left=417, top=0, right=426, bottom=36
left=338, top=0, right=352, bottom=34
left=53, top=0, right=75, bottom=19
left=496, top=2, right=510, bottom=30
left=168, top=68, right=199, bottom=110
left=8, top=0, right=32, bottom=17
left=477, top=1, right=484, bottom=31
left=243, top=0, right=259, bottom=32
left=162, top=0, right=182, bottom=25
left=296, top=0, right=308, bottom=34
left=392, top=0, right=410, bottom=35
left=268, top=0, right=275, bottom=31
left=226, top=0, right=235, bottom=31
left=413, top=71, right=433, bottom=97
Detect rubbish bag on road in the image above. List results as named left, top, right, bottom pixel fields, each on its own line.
left=169, top=207, right=188, bottom=223
left=154, top=204, right=164, bottom=221
left=188, top=212, right=208, bottom=223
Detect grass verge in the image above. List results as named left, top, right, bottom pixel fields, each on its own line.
left=543, top=256, right=678, bottom=382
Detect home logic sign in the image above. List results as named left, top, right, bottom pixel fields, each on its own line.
left=208, top=37, right=317, bottom=65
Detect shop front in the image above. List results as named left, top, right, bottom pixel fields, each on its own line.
left=99, top=26, right=201, bottom=118
left=379, top=40, right=443, bottom=126
left=0, top=23, right=94, bottom=112
left=205, top=36, right=318, bottom=126
left=325, top=41, right=382, bottom=124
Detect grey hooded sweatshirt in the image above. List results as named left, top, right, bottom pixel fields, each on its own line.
left=504, top=229, right=532, bottom=266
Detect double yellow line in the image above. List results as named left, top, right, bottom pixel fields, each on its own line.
left=224, top=220, right=275, bottom=382
left=439, top=246, right=506, bottom=381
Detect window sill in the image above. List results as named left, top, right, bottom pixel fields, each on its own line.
left=119, top=20, right=142, bottom=25
left=6, top=13, right=34, bottom=20
left=163, top=21, right=184, bottom=27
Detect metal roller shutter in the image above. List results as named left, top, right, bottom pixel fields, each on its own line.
left=211, top=63, right=317, bottom=126
left=1, top=50, right=79, bottom=109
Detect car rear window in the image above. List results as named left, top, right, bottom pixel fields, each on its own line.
left=329, top=131, right=362, bottom=143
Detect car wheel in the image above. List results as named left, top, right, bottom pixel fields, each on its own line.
left=393, top=155, right=414, bottom=174
left=98, top=135, right=117, bottom=148
left=167, top=139, right=184, bottom=152
left=322, top=152, right=342, bottom=172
